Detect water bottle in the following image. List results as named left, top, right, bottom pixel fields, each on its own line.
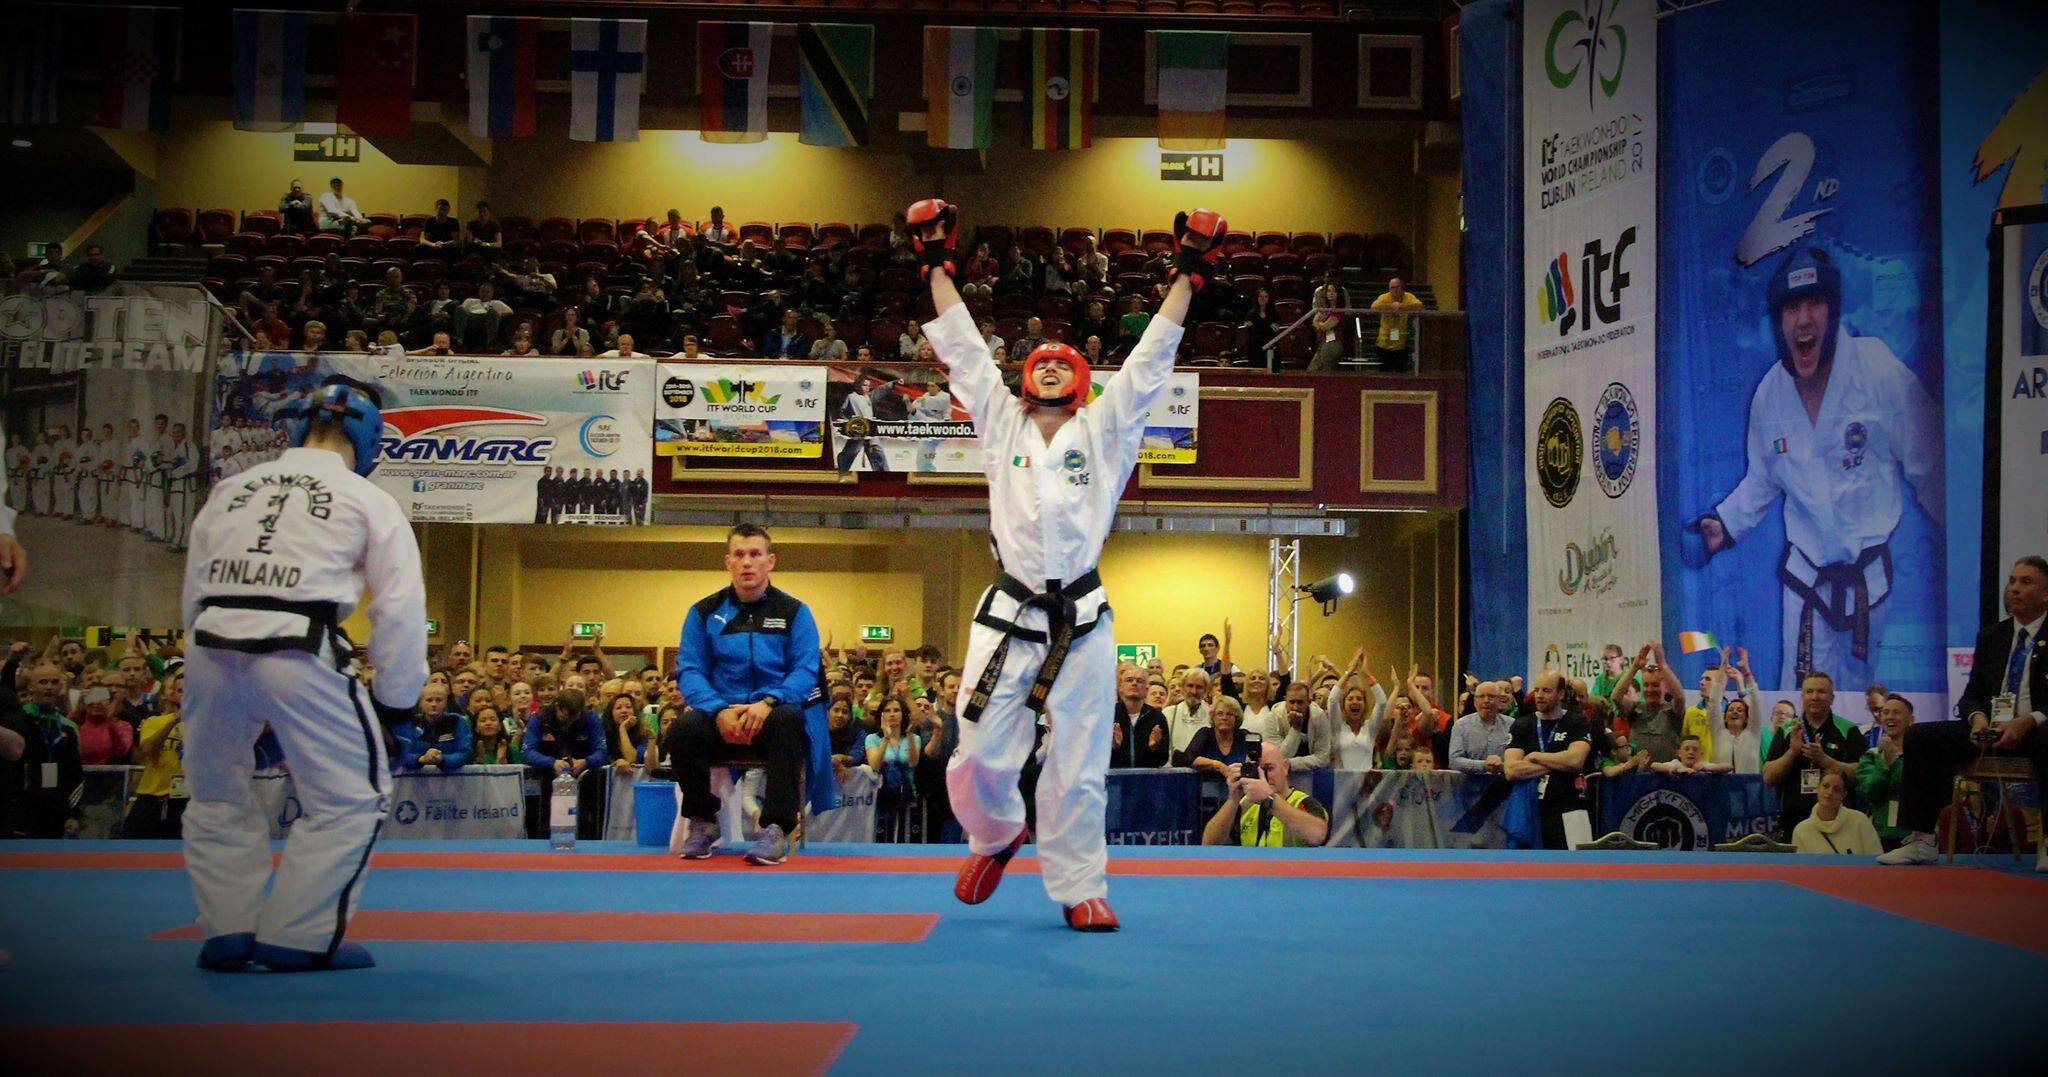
left=550, top=769, right=577, bottom=849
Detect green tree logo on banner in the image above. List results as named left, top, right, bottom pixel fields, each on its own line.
left=1546, top=0, right=1628, bottom=106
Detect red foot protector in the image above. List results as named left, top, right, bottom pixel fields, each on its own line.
left=16, top=1022, right=857, bottom=1076
left=153, top=910, right=938, bottom=944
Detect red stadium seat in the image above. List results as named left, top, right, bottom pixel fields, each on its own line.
left=1266, top=252, right=1303, bottom=277
left=1303, top=252, right=1334, bottom=280
left=205, top=254, right=247, bottom=278
left=290, top=255, right=326, bottom=277
left=223, top=232, right=266, bottom=257
left=994, top=293, right=1035, bottom=316
left=537, top=216, right=575, bottom=242
left=876, top=266, right=919, bottom=293
left=1258, top=2, right=1298, bottom=15
left=969, top=224, right=1013, bottom=258
left=1036, top=293, right=1074, bottom=320
left=196, top=209, right=237, bottom=244
left=1102, top=228, right=1137, bottom=255
left=1042, top=318, right=1072, bottom=343
left=871, top=291, right=911, bottom=316
left=1059, top=227, right=1096, bottom=254
left=1114, top=271, right=1151, bottom=295
left=1331, top=231, right=1368, bottom=264
left=1112, top=251, right=1149, bottom=274
left=370, top=258, right=406, bottom=279
left=1300, top=2, right=1337, bottom=15
left=834, top=317, right=868, bottom=347
left=1291, top=231, right=1327, bottom=254
left=406, top=260, right=445, bottom=283
left=857, top=223, right=892, bottom=248
left=1273, top=298, right=1305, bottom=324
left=1227, top=252, right=1266, bottom=277
left=704, top=315, right=743, bottom=355
left=1103, top=0, right=1142, bottom=10
left=718, top=290, right=752, bottom=314
left=541, top=239, right=579, bottom=264
left=399, top=213, right=430, bottom=233
left=1018, top=226, right=1055, bottom=257
left=1142, top=1, right=1181, bottom=11
left=578, top=218, right=616, bottom=244
left=778, top=222, right=815, bottom=246
left=1231, top=274, right=1267, bottom=293
left=248, top=254, right=288, bottom=276
left=367, top=212, right=400, bottom=233
left=1068, top=0, right=1106, bottom=10
left=1367, top=232, right=1410, bottom=275
left=150, top=208, right=194, bottom=249
left=992, top=316, right=1027, bottom=344
left=738, top=220, right=775, bottom=245
left=500, top=215, right=537, bottom=241
left=383, top=236, right=419, bottom=258
left=264, top=233, right=304, bottom=259
left=300, top=232, right=342, bottom=257
left=240, top=211, right=280, bottom=236
left=1183, top=0, right=1222, bottom=11
left=1140, top=229, right=1175, bottom=254
left=618, top=217, right=652, bottom=240
left=1267, top=274, right=1305, bottom=301
left=1219, top=229, right=1253, bottom=255
left=345, top=235, right=385, bottom=259
left=1220, top=1, right=1258, bottom=12
left=817, top=221, right=855, bottom=248
left=578, top=241, right=620, bottom=265
left=1190, top=321, right=1235, bottom=359
left=1255, top=230, right=1289, bottom=255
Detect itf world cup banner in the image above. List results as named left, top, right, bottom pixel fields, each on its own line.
left=1998, top=217, right=2048, bottom=573
left=1521, top=0, right=1661, bottom=681
left=1659, top=0, right=1944, bottom=709
left=654, top=363, right=827, bottom=458
left=214, top=353, right=656, bottom=525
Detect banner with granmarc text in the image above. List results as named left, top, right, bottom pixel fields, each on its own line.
left=655, top=363, right=826, bottom=457
left=1521, top=0, right=1660, bottom=683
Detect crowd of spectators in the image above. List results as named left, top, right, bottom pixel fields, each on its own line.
left=148, top=183, right=1430, bottom=368
left=15, top=565, right=2034, bottom=858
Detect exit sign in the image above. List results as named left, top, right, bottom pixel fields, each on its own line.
left=860, top=625, right=893, bottom=643
left=425, top=619, right=441, bottom=637
left=1116, top=643, right=1159, bottom=663
left=1160, top=152, right=1224, bottom=181
left=573, top=621, right=605, bottom=638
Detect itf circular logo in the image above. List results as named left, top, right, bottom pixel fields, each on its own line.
left=1593, top=381, right=1640, bottom=498
left=1063, top=449, right=1087, bottom=472
left=1620, top=789, right=1711, bottom=851
left=2029, top=246, right=2048, bottom=331
left=661, top=376, right=696, bottom=409
left=393, top=800, right=420, bottom=825
left=1696, top=148, right=1737, bottom=204
left=579, top=415, right=621, bottom=458
left=1536, top=397, right=1583, bottom=508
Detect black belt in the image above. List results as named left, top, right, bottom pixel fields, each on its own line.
left=1779, top=543, right=1891, bottom=668
left=963, top=568, right=1104, bottom=722
left=192, top=595, right=349, bottom=663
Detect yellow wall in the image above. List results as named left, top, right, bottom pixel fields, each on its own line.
left=414, top=514, right=1464, bottom=683
left=153, top=123, right=483, bottom=215
left=154, top=124, right=1423, bottom=247
left=1420, top=174, right=1462, bottom=301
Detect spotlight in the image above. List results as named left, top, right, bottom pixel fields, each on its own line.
left=9, top=139, right=30, bottom=149
left=1299, top=572, right=1355, bottom=614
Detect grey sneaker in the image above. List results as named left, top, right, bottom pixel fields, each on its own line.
left=678, top=818, right=720, bottom=860
left=743, top=823, right=790, bottom=866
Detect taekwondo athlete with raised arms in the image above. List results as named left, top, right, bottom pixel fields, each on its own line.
left=912, top=198, right=1221, bottom=932
left=178, top=375, right=426, bottom=972
left=1682, top=247, right=1941, bottom=691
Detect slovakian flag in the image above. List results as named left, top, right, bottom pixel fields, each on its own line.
left=923, top=26, right=996, bottom=150
left=99, top=6, right=179, bottom=132
left=570, top=18, right=647, bottom=143
left=1025, top=28, right=1095, bottom=150
left=338, top=12, right=415, bottom=138
left=467, top=15, right=539, bottom=139
left=231, top=9, right=307, bottom=132
left=698, top=21, right=771, bottom=144
left=2, top=5, right=64, bottom=125
left=797, top=23, right=872, bottom=148
left=1155, top=30, right=1228, bottom=151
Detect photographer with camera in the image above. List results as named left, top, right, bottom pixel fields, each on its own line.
left=1199, top=737, right=1329, bottom=847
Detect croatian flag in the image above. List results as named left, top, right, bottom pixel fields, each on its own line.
left=467, top=15, right=539, bottom=139
left=569, top=18, right=647, bottom=143
left=232, top=9, right=307, bottom=132
left=99, top=6, right=179, bottom=132
left=2, top=5, right=64, bottom=125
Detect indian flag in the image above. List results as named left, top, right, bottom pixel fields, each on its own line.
left=1155, top=30, right=1227, bottom=151
left=924, top=26, right=996, bottom=149
left=1678, top=631, right=1718, bottom=654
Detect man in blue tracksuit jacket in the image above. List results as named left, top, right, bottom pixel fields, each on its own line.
left=522, top=686, right=608, bottom=839
left=669, top=523, right=826, bottom=865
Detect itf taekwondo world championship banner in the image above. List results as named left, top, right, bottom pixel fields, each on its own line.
left=1660, top=0, right=1944, bottom=711
left=1997, top=215, right=2048, bottom=574
left=214, top=352, right=656, bottom=525
left=828, top=366, right=1202, bottom=474
left=655, top=364, right=827, bottom=457
left=1521, top=0, right=1660, bottom=680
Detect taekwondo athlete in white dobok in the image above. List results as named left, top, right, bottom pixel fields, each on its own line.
left=0, top=420, right=26, bottom=595
left=178, top=375, right=426, bottom=973
left=911, top=198, right=1220, bottom=932
left=1683, top=247, right=1941, bottom=691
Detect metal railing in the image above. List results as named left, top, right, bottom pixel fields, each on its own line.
left=1263, top=305, right=1467, bottom=375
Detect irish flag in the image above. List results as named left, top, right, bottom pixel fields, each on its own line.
left=1155, top=30, right=1227, bottom=151
left=923, top=26, right=996, bottom=150
left=1678, top=631, right=1718, bottom=655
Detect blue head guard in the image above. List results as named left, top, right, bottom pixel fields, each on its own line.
left=1766, top=247, right=1841, bottom=377
left=282, top=375, right=384, bottom=477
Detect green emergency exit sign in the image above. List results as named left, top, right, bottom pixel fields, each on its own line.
left=860, top=625, right=893, bottom=643
left=573, top=621, right=605, bottom=638
left=425, top=619, right=441, bottom=637
left=1116, top=643, right=1159, bottom=663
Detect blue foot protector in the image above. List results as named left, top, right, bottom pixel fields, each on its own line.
left=250, top=940, right=376, bottom=972
left=196, top=932, right=256, bottom=972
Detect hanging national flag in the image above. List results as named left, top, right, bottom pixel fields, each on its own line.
left=698, top=21, right=771, bottom=144
left=797, top=23, right=872, bottom=148
left=232, top=9, right=307, bottom=132
left=2, top=5, right=64, bottom=125
left=570, top=18, right=647, bottom=143
left=1025, top=28, right=1096, bottom=150
left=1155, top=30, right=1228, bottom=151
left=338, top=12, right=416, bottom=138
left=923, top=26, right=997, bottom=150
left=1678, top=631, right=1719, bottom=655
left=466, top=15, right=539, bottom=139
left=99, top=6, right=179, bottom=132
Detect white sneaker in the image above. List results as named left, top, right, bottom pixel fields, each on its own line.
left=1876, top=836, right=1940, bottom=865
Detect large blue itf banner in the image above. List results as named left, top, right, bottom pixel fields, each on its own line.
left=1659, top=0, right=1945, bottom=710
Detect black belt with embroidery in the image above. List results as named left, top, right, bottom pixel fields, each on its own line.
left=963, top=568, right=1104, bottom=722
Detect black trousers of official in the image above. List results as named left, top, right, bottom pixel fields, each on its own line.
left=1896, top=722, right=2048, bottom=835
left=670, top=705, right=805, bottom=833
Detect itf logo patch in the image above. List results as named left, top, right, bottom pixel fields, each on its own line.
left=1593, top=381, right=1639, bottom=498
left=1536, top=397, right=1583, bottom=508
left=1840, top=420, right=1867, bottom=470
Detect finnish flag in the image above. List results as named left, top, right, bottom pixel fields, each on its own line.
left=232, top=9, right=307, bottom=131
left=569, top=18, right=647, bottom=143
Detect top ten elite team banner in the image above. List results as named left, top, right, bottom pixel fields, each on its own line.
left=1521, top=0, right=1661, bottom=681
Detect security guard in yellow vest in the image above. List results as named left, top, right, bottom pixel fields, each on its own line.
left=1201, top=742, right=1330, bottom=847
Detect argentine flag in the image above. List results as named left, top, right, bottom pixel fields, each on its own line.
left=232, top=9, right=307, bottom=131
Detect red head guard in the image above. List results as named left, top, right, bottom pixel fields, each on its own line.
left=1020, top=341, right=1092, bottom=412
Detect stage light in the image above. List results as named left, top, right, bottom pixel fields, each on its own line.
left=1299, top=572, right=1355, bottom=614
left=9, top=139, right=30, bottom=149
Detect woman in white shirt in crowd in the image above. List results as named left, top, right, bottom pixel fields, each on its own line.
left=1791, top=769, right=1882, bottom=855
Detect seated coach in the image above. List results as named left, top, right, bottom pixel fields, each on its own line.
left=669, top=523, right=826, bottom=866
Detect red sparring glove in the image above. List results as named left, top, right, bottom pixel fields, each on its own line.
left=1168, top=209, right=1228, bottom=291
left=906, top=199, right=960, bottom=280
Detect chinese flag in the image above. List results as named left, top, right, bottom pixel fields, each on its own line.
left=338, top=13, right=416, bottom=137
